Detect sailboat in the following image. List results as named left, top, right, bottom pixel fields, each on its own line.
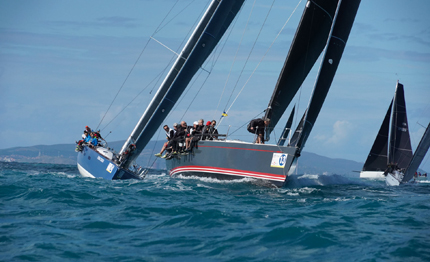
left=386, top=122, right=430, bottom=186
left=359, top=81, right=413, bottom=179
left=76, top=0, right=361, bottom=187
left=165, top=0, right=361, bottom=187
left=77, top=0, right=246, bottom=180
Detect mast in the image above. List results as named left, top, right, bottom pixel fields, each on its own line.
left=120, top=0, right=246, bottom=167
left=388, top=81, right=413, bottom=169
left=293, top=0, right=361, bottom=153
left=361, top=100, right=393, bottom=171
left=402, top=122, right=430, bottom=182
left=264, top=0, right=340, bottom=136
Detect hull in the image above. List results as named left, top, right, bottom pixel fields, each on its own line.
left=385, top=170, right=403, bottom=186
left=414, top=174, right=428, bottom=181
left=77, top=146, right=141, bottom=180
left=359, top=171, right=385, bottom=179
left=166, top=140, right=297, bottom=187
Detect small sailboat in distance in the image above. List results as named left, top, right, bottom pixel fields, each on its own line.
left=386, top=122, right=430, bottom=186
left=360, top=81, right=413, bottom=179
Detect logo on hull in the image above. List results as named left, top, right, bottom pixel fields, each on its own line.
left=271, top=153, right=287, bottom=168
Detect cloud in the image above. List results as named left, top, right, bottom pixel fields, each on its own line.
left=345, top=46, right=430, bottom=63
left=315, top=120, right=353, bottom=146
left=43, top=16, right=140, bottom=29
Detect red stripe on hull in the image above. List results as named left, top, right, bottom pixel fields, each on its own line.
left=198, top=145, right=282, bottom=153
left=170, top=165, right=286, bottom=182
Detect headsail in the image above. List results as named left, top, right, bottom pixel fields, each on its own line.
left=120, top=0, right=246, bottom=167
left=362, top=100, right=393, bottom=171
left=289, top=108, right=307, bottom=148
left=293, top=0, right=361, bottom=153
left=402, top=122, right=430, bottom=182
left=264, top=0, right=340, bottom=136
left=389, top=82, right=413, bottom=169
left=277, top=106, right=295, bottom=146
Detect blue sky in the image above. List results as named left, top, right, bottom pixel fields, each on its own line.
left=1, top=0, right=429, bottom=172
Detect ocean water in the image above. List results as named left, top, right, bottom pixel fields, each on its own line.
left=1, top=162, right=429, bottom=261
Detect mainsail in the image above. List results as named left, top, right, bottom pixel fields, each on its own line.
left=389, top=82, right=413, bottom=169
left=293, top=0, right=361, bottom=152
left=362, top=100, right=393, bottom=171
left=120, top=0, right=246, bottom=167
left=402, top=122, right=430, bottom=182
left=264, top=0, right=340, bottom=135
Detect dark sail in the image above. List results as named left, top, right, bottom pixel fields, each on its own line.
left=122, top=0, right=246, bottom=167
left=294, top=0, right=361, bottom=152
left=288, top=109, right=307, bottom=148
left=403, top=122, right=430, bottom=182
left=389, top=82, right=413, bottom=169
left=264, top=0, right=340, bottom=135
left=277, top=106, right=295, bottom=146
left=362, top=100, right=392, bottom=171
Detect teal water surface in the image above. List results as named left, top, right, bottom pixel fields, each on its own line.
left=1, top=162, right=429, bottom=261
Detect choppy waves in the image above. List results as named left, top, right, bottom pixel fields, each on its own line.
left=1, top=162, right=429, bottom=261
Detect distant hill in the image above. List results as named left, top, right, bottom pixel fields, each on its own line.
left=0, top=141, right=365, bottom=176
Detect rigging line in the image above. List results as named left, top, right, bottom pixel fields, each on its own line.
left=104, top=0, right=206, bottom=133
left=203, top=10, right=241, bottom=120
left=154, top=0, right=197, bottom=35
left=172, top=9, right=239, bottom=122
left=208, top=9, right=240, bottom=72
left=146, top=124, right=164, bottom=167
left=224, top=0, right=303, bottom=116
left=96, top=0, right=181, bottom=131
left=210, top=12, right=239, bottom=69
left=213, top=0, right=257, bottom=119
left=223, top=0, right=275, bottom=113
left=100, top=69, right=166, bottom=132
left=146, top=3, right=214, bottom=126
left=228, top=110, right=265, bottom=137
left=175, top=69, right=205, bottom=120
left=150, top=37, right=186, bottom=59
left=179, top=71, right=213, bottom=121
left=96, top=37, right=152, bottom=131
left=148, top=7, right=206, bottom=96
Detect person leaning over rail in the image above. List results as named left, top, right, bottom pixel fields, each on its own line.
left=247, top=117, right=270, bottom=144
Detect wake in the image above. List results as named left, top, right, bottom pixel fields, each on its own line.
left=286, top=173, right=370, bottom=187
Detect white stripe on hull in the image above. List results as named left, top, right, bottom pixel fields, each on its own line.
left=77, top=163, right=96, bottom=178
left=360, top=171, right=384, bottom=179
left=170, top=167, right=286, bottom=182
left=385, top=172, right=401, bottom=186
